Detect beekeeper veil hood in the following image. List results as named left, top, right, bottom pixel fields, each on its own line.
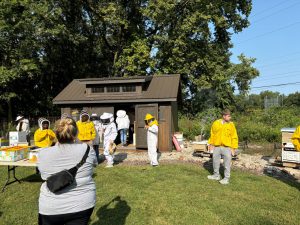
left=90, top=113, right=99, bottom=121
left=80, top=110, right=90, bottom=121
left=100, top=112, right=114, bottom=126
left=116, top=110, right=127, bottom=118
left=16, top=115, right=24, bottom=122
left=38, top=117, right=50, bottom=130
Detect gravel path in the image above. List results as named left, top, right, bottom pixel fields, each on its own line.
left=108, top=145, right=300, bottom=183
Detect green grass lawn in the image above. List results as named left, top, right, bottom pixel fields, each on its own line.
left=0, top=164, right=299, bottom=225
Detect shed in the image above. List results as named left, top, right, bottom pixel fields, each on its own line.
left=53, top=74, right=181, bottom=151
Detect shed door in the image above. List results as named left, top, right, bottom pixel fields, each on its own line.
left=135, top=104, right=158, bottom=149
left=158, top=106, right=172, bottom=151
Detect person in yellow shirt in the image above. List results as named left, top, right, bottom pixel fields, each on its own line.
left=207, top=109, right=238, bottom=185
left=76, top=110, right=96, bottom=144
left=291, top=126, right=300, bottom=151
left=34, top=118, right=56, bottom=148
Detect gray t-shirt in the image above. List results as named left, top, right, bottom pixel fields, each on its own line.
left=37, top=143, right=98, bottom=215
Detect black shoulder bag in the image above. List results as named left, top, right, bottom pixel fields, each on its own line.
left=46, top=145, right=90, bottom=193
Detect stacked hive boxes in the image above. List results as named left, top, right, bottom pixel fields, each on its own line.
left=0, top=146, right=29, bottom=162
left=281, top=128, right=300, bottom=163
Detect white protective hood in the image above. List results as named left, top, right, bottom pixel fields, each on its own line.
left=38, top=118, right=50, bottom=130
left=100, top=112, right=114, bottom=126
left=116, top=110, right=127, bottom=118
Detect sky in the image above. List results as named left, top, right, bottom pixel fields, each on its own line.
left=231, top=0, right=300, bottom=95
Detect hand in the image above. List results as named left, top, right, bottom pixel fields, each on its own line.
left=230, top=149, right=236, bottom=157
left=110, top=140, right=114, bottom=144
left=144, top=125, right=149, bottom=129
left=208, top=145, right=214, bottom=151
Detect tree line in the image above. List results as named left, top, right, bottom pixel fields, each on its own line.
left=0, top=0, right=258, bottom=120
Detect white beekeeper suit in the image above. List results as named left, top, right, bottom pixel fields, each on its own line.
left=116, top=110, right=130, bottom=145
left=16, top=115, right=30, bottom=145
left=145, top=114, right=159, bottom=166
left=116, top=110, right=130, bottom=130
left=90, top=114, right=101, bottom=146
left=100, top=112, right=117, bottom=167
left=16, top=115, right=30, bottom=135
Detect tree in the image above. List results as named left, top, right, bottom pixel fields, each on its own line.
left=0, top=0, right=255, bottom=119
left=284, top=92, right=300, bottom=107
left=230, top=54, right=259, bottom=95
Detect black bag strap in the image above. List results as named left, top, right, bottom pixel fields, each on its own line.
left=76, top=144, right=90, bottom=168
left=68, top=144, right=90, bottom=176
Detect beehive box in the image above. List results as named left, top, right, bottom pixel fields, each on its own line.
left=282, top=150, right=300, bottom=163
left=9, top=131, right=27, bottom=146
left=192, top=141, right=208, bottom=152
left=281, top=128, right=300, bottom=163
left=0, top=146, right=29, bottom=162
left=281, top=128, right=295, bottom=144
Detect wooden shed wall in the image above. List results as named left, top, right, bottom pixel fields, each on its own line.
left=60, top=101, right=178, bottom=152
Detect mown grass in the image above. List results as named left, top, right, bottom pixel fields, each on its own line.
left=0, top=164, right=299, bottom=225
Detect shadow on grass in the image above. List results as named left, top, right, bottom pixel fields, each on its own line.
left=97, top=153, right=128, bottom=166
left=114, top=153, right=128, bottom=165
left=263, top=167, right=300, bottom=191
left=0, top=211, right=2, bottom=218
left=203, top=155, right=300, bottom=190
left=20, top=173, right=43, bottom=183
left=98, top=155, right=106, bottom=165
left=203, top=158, right=225, bottom=177
left=92, top=196, right=131, bottom=225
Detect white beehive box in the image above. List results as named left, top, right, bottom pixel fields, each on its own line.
left=282, top=150, right=300, bottom=163
left=281, top=128, right=300, bottom=163
left=9, top=131, right=27, bottom=146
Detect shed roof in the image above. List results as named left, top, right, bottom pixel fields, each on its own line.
left=53, top=74, right=180, bottom=104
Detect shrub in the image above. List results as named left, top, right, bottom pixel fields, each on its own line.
left=179, top=107, right=300, bottom=143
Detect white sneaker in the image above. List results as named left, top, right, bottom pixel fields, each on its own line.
left=105, top=164, right=114, bottom=168
left=219, top=178, right=230, bottom=185
left=207, top=174, right=221, bottom=180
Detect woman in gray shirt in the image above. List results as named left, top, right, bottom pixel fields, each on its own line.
left=38, top=118, right=98, bottom=225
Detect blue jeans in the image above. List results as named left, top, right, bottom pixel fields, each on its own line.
left=120, top=129, right=128, bottom=144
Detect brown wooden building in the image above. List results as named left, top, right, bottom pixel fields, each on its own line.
left=53, top=74, right=181, bottom=151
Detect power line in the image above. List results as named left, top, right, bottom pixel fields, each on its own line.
left=256, top=57, right=300, bottom=68
left=250, top=0, right=292, bottom=17
left=260, top=64, right=300, bottom=72
left=235, top=22, right=300, bottom=44
left=252, top=81, right=300, bottom=89
left=255, top=51, right=300, bottom=64
left=256, top=70, right=300, bottom=78
left=255, top=73, right=300, bottom=82
left=251, top=1, right=300, bottom=24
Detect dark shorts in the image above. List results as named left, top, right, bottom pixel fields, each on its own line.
left=38, top=207, right=94, bottom=225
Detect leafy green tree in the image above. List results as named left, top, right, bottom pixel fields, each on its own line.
left=0, top=0, right=256, bottom=120
left=284, top=92, right=300, bottom=107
